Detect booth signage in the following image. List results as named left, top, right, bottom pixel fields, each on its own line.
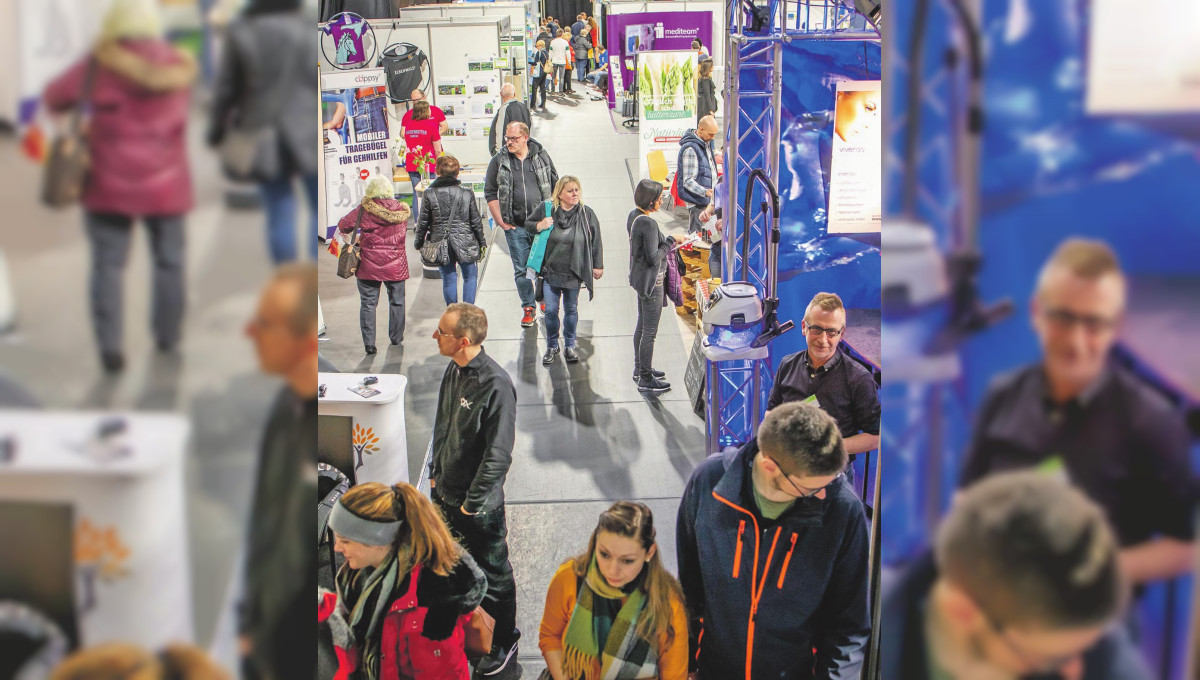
left=826, top=80, right=881, bottom=234
left=638, top=51, right=698, bottom=180
left=606, top=12, right=712, bottom=109
left=321, top=69, right=394, bottom=241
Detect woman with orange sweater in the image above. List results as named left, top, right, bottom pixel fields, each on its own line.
left=538, top=501, right=689, bottom=680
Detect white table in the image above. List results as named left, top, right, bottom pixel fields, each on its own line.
left=0, top=412, right=192, bottom=650
left=317, top=372, right=409, bottom=485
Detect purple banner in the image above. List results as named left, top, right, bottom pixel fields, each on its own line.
left=605, top=11, right=712, bottom=108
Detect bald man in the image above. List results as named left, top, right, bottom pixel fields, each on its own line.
left=488, top=83, right=533, bottom=156
left=401, top=88, right=449, bottom=135
left=677, top=115, right=721, bottom=233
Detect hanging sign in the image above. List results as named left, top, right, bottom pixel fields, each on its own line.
left=321, top=69, right=394, bottom=241
left=827, top=80, right=881, bottom=234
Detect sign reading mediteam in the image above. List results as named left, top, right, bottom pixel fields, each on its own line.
left=638, top=51, right=698, bottom=180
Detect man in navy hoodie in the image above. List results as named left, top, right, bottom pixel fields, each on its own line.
left=676, top=401, right=870, bottom=679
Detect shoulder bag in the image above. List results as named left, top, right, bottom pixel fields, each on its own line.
left=418, top=188, right=450, bottom=266
left=42, top=60, right=97, bottom=209
left=336, top=209, right=363, bottom=279
left=464, top=605, right=496, bottom=659
left=219, top=29, right=296, bottom=182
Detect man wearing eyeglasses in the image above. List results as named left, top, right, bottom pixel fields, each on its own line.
left=882, top=471, right=1150, bottom=680
left=959, top=238, right=1194, bottom=588
left=676, top=402, right=870, bottom=679
left=485, top=122, right=560, bottom=330
left=767, top=292, right=881, bottom=487
left=428, top=302, right=522, bottom=674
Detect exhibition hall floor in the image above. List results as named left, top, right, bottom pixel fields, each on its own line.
left=318, top=88, right=708, bottom=678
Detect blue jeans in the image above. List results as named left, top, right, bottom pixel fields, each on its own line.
left=259, top=174, right=319, bottom=263
left=504, top=227, right=536, bottom=307
left=408, top=171, right=423, bottom=222
left=439, top=259, right=479, bottom=305
left=576, top=58, right=589, bottom=81
left=543, top=282, right=580, bottom=348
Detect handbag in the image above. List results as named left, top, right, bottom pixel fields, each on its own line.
left=418, top=187, right=451, bottom=266
left=463, top=605, right=496, bottom=659
left=336, top=209, right=363, bottom=279
left=218, top=29, right=295, bottom=182
left=41, top=60, right=96, bottom=209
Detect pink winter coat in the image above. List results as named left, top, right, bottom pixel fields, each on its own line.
left=338, top=197, right=412, bottom=282
left=44, top=39, right=196, bottom=217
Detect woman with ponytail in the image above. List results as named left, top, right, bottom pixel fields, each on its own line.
left=330, top=482, right=486, bottom=679
left=538, top=502, right=689, bottom=680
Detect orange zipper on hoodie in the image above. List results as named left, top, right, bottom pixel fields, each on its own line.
left=712, top=490, right=788, bottom=680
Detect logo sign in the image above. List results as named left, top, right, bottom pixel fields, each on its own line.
left=359, top=168, right=370, bottom=180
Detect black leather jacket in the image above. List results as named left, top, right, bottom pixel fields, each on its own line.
left=414, top=177, right=486, bottom=264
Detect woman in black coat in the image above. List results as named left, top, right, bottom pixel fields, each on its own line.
left=414, top=155, right=487, bottom=305
left=530, top=176, right=604, bottom=365
left=696, top=58, right=718, bottom=122
left=628, top=180, right=687, bottom=394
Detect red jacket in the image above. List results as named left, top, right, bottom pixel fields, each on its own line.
left=380, top=563, right=473, bottom=680
left=44, top=39, right=195, bottom=217
left=338, top=197, right=411, bottom=282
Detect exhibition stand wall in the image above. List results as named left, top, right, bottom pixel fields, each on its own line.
left=0, top=412, right=192, bottom=651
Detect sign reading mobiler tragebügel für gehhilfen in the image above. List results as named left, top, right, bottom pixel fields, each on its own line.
left=637, top=51, right=698, bottom=181
left=321, top=68, right=394, bottom=241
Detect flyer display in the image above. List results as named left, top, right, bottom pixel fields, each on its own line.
left=637, top=51, right=698, bottom=180
left=826, top=80, right=881, bottom=233
left=321, top=69, right=394, bottom=241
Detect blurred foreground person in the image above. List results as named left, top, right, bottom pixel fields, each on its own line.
left=882, top=471, right=1149, bottom=679
left=959, top=238, right=1194, bottom=586
left=676, top=402, right=870, bottom=679
left=329, top=482, right=487, bottom=679
left=209, top=0, right=319, bottom=263
left=43, top=0, right=197, bottom=374
left=241, top=264, right=319, bottom=679
left=50, top=642, right=230, bottom=680
left=538, top=501, right=689, bottom=679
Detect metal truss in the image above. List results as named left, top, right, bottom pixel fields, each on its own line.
left=706, top=0, right=873, bottom=453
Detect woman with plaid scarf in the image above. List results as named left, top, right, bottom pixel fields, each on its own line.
left=537, top=502, right=689, bottom=680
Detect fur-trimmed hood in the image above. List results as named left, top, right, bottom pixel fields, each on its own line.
left=361, top=196, right=411, bottom=225
left=93, top=39, right=197, bottom=93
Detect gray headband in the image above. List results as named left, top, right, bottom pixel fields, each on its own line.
left=328, top=501, right=403, bottom=546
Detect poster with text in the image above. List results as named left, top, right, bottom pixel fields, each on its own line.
left=826, top=80, right=881, bottom=233
left=637, top=51, right=698, bottom=180
left=606, top=12, right=712, bottom=109
left=322, top=69, right=394, bottom=241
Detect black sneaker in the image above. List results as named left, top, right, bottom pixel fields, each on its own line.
left=542, top=347, right=559, bottom=365
left=631, top=369, right=666, bottom=383
left=101, top=352, right=125, bottom=374
left=563, top=346, right=580, bottom=363
left=476, top=640, right=519, bottom=676
left=364, top=345, right=377, bottom=355
left=638, top=376, right=671, bottom=394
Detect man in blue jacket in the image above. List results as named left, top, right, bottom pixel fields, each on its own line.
left=676, top=401, right=870, bottom=679
left=676, top=116, right=719, bottom=234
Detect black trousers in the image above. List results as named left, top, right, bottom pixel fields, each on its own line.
left=633, top=285, right=665, bottom=380
left=530, top=75, right=547, bottom=108
left=356, top=279, right=405, bottom=347
left=433, top=493, right=519, bottom=651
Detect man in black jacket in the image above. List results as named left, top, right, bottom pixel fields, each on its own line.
left=241, top=264, right=319, bottom=680
left=429, top=302, right=520, bottom=675
left=677, top=402, right=870, bottom=679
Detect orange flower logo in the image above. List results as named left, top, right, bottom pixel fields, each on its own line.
left=75, top=519, right=130, bottom=612
left=352, top=424, right=380, bottom=471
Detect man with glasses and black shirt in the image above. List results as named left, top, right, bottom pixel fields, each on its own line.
left=676, top=402, right=870, bottom=679
left=882, top=471, right=1150, bottom=679
left=959, top=239, right=1194, bottom=589
left=767, top=292, right=881, bottom=488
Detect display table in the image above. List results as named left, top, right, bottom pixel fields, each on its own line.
left=317, top=373, right=409, bottom=485
left=0, top=412, right=192, bottom=650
